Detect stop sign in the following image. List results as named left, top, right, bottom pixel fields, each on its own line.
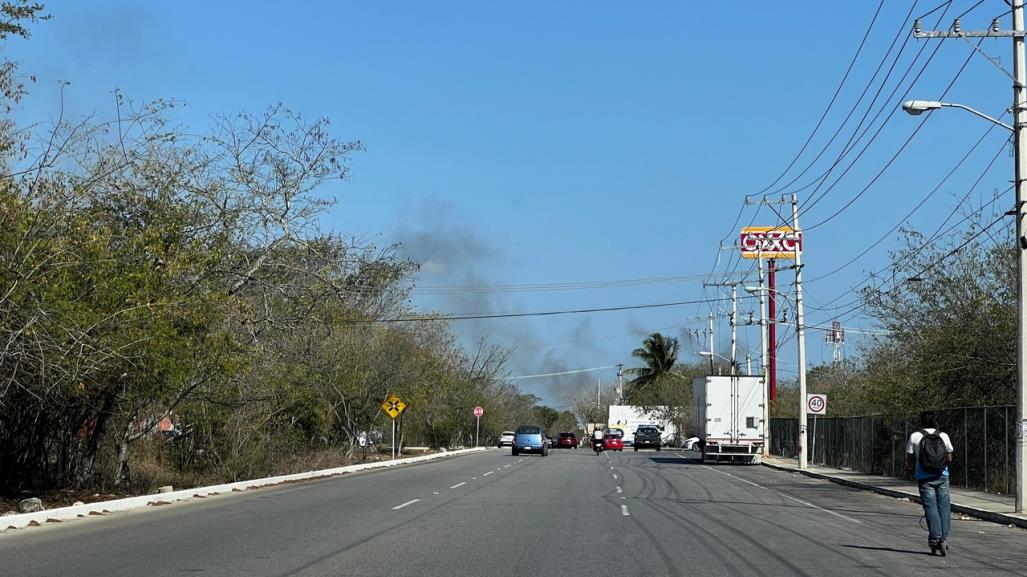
left=473, top=405, right=484, bottom=417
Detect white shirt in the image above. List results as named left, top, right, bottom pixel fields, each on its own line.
left=593, top=429, right=604, bottom=440
left=906, top=428, right=954, bottom=479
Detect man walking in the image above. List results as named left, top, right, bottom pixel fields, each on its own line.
left=905, top=411, right=954, bottom=556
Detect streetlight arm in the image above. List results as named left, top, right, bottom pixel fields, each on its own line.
left=941, top=102, right=1014, bottom=132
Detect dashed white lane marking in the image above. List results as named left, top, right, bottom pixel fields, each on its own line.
left=700, top=464, right=862, bottom=524
left=610, top=466, right=614, bottom=470
left=621, top=504, right=630, bottom=516
left=433, top=491, right=440, bottom=495
left=612, top=474, right=618, bottom=480
left=616, top=486, right=623, bottom=494
left=472, top=477, right=477, bottom=480
left=450, top=482, right=467, bottom=489
left=392, top=499, right=420, bottom=510
left=503, top=464, right=511, bottom=468
left=518, top=459, right=524, bottom=463
left=483, top=471, right=494, bottom=477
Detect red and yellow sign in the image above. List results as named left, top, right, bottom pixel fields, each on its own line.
left=740, top=226, right=802, bottom=260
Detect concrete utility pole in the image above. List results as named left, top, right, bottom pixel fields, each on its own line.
left=617, top=364, right=624, bottom=405
left=792, top=193, right=809, bottom=470
left=758, top=253, right=770, bottom=457
left=708, top=312, right=715, bottom=374
left=731, top=284, right=738, bottom=375
left=910, top=6, right=1027, bottom=512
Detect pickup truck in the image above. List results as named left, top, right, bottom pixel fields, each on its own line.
left=632, top=426, right=663, bottom=451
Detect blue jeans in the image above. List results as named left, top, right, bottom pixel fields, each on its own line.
left=918, top=475, right=951, bottom=544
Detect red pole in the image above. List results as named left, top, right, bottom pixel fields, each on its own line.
left=768, top=259, right=777, bottom=405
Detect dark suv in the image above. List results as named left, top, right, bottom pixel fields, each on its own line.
left=633, top=426, right=663, bottom=451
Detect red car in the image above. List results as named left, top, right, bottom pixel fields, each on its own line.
left=557, top=432, right=578, bottom=449
left=603, top=434, right=624, bottom=451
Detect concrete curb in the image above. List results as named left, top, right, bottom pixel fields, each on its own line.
left=2, top=447, right=489, bottom=531
left=761, top=461, right=1027, bottom=529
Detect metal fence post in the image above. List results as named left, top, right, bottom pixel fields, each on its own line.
left=985, top=408, right=989, bottom=492
left=964, top=408, right=969, bottom=489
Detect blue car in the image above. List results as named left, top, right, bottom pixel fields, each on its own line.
left=512, top=425, right=549, bottom=457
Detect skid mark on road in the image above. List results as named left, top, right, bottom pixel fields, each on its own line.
left=699, top=464, right=861, bottom=524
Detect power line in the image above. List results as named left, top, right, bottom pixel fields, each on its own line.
left=412, top=273, right=712, bottom=294
left=512, top=365, right=619, bottom=380
left=802, top=34, right=985, bottom=231
left=805, top=127, right=1008, bottom=284
left=360, top=295, right=758, bottom=324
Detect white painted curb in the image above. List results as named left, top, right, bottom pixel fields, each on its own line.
left=2, top=447, right=489, bottom=531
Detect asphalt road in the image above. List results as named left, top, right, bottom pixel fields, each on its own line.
left=2, top=448, right=1027, bottom=577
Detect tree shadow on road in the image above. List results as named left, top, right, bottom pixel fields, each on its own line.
left=842, top=545, right=933, bottom=556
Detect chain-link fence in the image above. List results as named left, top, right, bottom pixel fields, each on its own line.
left=770, top=405, right=1015, bottom=495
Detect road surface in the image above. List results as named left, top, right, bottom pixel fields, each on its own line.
left=2, top=449, right=1025, bottom=576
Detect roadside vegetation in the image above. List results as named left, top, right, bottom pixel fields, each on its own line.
left=0, top=4, right=557, bottom=503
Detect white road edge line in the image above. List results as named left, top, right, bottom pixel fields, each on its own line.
left=392, top=499, right=420, bottom=510
left=621, top=504, right=630, bottom=516
left=450, top=482, right=467, bottom=489
left=483, top=471, right=493, bottom=477
left=700, top=464, right=862, bottom=524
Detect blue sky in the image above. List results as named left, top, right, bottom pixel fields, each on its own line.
left=9, top=1, right=1017, bottom=406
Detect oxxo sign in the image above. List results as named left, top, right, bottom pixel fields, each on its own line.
left=739, top=226, right=802, bottom=260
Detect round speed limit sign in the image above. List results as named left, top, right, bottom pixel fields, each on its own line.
left=807, top=394, right=827, bottom=415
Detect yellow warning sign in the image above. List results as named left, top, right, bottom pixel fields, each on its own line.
left=382, top=394, right=407, bottom=420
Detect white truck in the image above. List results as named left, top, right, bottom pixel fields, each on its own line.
left=607, top=405, right=677, bottom=447
left=692, top=375, right=764, bottom=464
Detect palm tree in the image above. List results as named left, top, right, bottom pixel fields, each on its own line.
left=624, top=332, right=681, bottom=399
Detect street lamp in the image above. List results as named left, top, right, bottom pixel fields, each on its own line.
left=901, top=100, right=1014, bottom=132
left=902, top=96, right=1024, bottom=511
left=699, top=350, right=733, bottom=375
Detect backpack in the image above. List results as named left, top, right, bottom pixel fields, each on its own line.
left=918, top=429, right=948, bottom=474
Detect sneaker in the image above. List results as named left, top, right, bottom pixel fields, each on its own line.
left=939, top=541, right=948, bottom=557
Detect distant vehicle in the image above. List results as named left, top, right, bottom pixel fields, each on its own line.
left=608, top=405, right=677, bottom=446
left=603, top=433, right=624, bottom=451
left=633, top=426, right=663, bottom=451
left=546, top=435, right=555, bottom=447
left=512, top=425, right=549, bottom=457
left=497, top=431, right=516, bottom=448
left=681, top=436, right=701, bottom=451
left=556, top=432, right=578, bottom=449
left=693, top=376, right=764, bottom=464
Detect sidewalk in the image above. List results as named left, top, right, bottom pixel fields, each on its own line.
left=763, top=455, right=1027, bottom=529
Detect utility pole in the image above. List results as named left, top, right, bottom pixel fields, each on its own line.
left=758, top=252, right=770, bottom=457
left=912, top=4, right=1027, bottom=514
left=745, top=352, right=751, bottom=376
left=708, top=312, right=715, bottom=374
left=792, top=193, right=809, bottom=470
left=731, top=284, right=738, bottom=375
left=704, top=281, right=740, bottom=375
left=617, top=364, right=624, bottom=405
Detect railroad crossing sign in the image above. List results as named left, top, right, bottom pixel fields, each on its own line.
left=473, top=405, right=484, bottom=418
left=807, top=393, right=827, bottom=415
left=382, top=394, right=407, bottom=420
